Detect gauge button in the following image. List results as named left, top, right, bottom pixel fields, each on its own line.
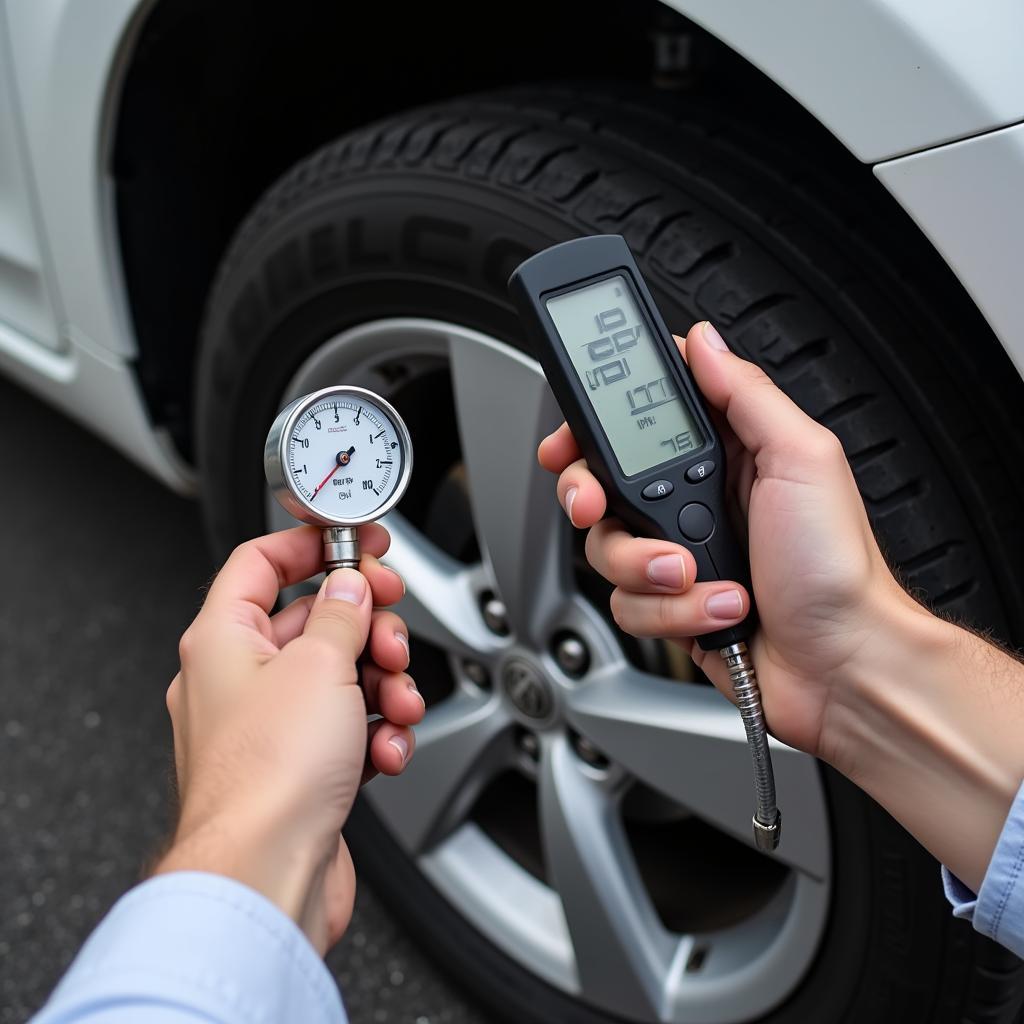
left=678, top=502, right=715, bottom=543
left=641, top=480, right=674, bottom=501
left=685, top=460, right=716, bottom=484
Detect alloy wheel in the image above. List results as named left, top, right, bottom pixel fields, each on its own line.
left=265, top=318, right=831, bottom=1024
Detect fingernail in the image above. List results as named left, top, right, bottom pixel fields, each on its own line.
left=388, top=735, right=409, bottom=764
left=705, top=589, right=743, bottom=620
left=702, top=321, right=729, bottom=352
left=647, top=555, right=686, bottom=589
left=395, top=631, right=410, bottom=662
left=324, top=569, right=366, bottom=605
left=407, top=679, right=425, bottom=705
left=564, top=486, right=578, bottom=526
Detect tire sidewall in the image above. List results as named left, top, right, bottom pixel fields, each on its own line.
left=197, top=154, right=994, bottom=1024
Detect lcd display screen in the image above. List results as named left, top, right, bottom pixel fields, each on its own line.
left=546, top=275, right=704, bottom=476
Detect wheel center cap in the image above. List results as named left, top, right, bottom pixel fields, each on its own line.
left=501, top=658, right=555, bottom=720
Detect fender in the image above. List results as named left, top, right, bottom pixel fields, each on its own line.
left=668, top=0, right=1024, bottom=162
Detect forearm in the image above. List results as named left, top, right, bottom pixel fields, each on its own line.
left=823, top=594, right=1024, bottom=892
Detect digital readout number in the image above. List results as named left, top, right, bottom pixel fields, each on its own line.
left=582, top=305, right=696, bottom=455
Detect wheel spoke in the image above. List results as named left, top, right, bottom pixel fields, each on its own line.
left=271, top=317, right=832, bottom=1021
left=447, top=331, right=570, bottom=644
left=364, top=689, right=514, bottom=854
left=565, top=665, right=829, bottom=880
left=539, top=734, right=677, bottom=1020
left=382, top=511, right=504, bottom=660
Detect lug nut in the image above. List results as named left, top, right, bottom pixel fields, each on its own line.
left=463, top=660, right=490, bottom=689
left=573, top=733, right=609, bottom=771
left=481, top=593, right=510, bottom=636
left=553, top=632, right=590, bottom=677
left=518, top=729, right=540, bottom=760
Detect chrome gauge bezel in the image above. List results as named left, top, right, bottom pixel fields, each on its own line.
left=264, top=385, right=414, bottom=527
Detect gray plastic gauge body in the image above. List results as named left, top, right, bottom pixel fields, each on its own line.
left=508, top=234, right=780, bottom=849
left=264, top=385, right=414, bottom=570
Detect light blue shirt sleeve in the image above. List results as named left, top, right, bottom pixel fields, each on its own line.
left=943, top=777, right=1024, bottom=958
left=30, top=871, right=348, bottom=1024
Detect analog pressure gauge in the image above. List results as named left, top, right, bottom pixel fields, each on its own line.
left=265, top=385, right=413, bottom=572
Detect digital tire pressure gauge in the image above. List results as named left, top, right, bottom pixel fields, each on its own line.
left=509, top=235, right=781, bottom=851
left=265, top=385, right=413, bottom=572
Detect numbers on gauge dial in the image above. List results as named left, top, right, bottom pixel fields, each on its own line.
left=287, top=399, right=402, bottom=520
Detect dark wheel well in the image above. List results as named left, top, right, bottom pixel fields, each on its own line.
left=109, top=0, right=830, bottom=458
left=112, top=0, right=1023, bottom=487
left=112, top=0, right=677, bottom=457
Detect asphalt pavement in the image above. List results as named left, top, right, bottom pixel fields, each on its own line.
left=0, top=377, right=482, bottom=1024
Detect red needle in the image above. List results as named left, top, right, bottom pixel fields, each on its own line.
left=312, top=463, right=341, bottom=498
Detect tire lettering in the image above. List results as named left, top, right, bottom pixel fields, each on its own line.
left=402, top=215, right=469, bottom=271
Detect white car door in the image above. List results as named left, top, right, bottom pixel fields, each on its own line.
left=0, top=7, right=61, bottom=351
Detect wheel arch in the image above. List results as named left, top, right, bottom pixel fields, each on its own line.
left=102, top=0, right=833, bottom=460
left=109, top=0, right=1024, bottom=464
left=111, top=0, right=678, bottom=458
left=663, top=1, right=1024, bottom=163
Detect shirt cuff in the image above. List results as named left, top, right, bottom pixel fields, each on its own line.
left=941, top=777, right=1024, bottom=958
left=941, top=865, right=978, bottom=920
left=36, top=871, right=346, bottom=1024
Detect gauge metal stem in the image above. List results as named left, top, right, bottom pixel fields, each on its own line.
left=323, top=526, right=360, bottom=571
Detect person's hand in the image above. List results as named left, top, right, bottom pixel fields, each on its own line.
left=543, top=322, right=1024, bottom=894
left=538, top=320, right=928, bottom=764
left=155, top=525, right=424, bottom=954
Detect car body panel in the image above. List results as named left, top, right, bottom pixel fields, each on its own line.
left=875, top=122, right=1024, bottom=382
left=0, top=5, right=61, bottom=351
left=670, top=0, right=1024, bottom=162
left=0, top=1, right=193, bottom=491
left=0, top=316, right=197, bottom=492
left=0, top=0, right=1021, bottom=497
left=5, top=0, right=149, bottom=360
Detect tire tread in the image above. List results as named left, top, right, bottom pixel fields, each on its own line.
left=196, top=85, right=1024, bottom=1024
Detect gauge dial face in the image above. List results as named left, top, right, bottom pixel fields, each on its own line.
left=284, top=392, right=408, bottom=523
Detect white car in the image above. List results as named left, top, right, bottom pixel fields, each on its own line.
left=3, top=2, right=1023, bottom=1022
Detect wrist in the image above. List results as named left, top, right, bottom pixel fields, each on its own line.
left=820, top=589, right=1024, bottom=890
left=820, top=589, right=957, bottom=778
left=155, top=795, right=333, bottom=930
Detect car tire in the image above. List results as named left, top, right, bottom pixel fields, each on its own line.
left=195, top=86, right=1024, bottom=1023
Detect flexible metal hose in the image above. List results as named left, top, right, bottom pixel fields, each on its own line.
left=719, top=641, right=782, bottom=851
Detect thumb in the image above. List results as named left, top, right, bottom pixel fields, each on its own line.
left=299, top=569, right=372, bottom=666
left=685, top=320, right=826, bottom=465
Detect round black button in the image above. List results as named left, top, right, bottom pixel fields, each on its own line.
left=678, top=502, right=715, bottom=543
